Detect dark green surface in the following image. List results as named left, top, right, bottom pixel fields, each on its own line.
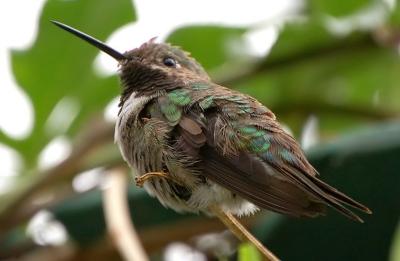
left=167, top=26, right=246, bottom=71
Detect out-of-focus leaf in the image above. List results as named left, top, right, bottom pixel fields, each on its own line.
left=238, top=243, right=261, bottom=261
left=308, top=0, right=374, bottom=17
left=8, top=0, right=135, bottom=167
left=235, top=45, right=400, bottom=136
left=266, top=19, right=366, bottom=65
left=166, top=25, right=246, bottom=70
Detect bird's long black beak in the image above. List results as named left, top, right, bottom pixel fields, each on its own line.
left=51, top=20, right=126, bottom=61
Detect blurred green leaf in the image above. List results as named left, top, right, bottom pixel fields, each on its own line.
left=238, top=243, right=261, bottom=261
left=236, top=43, right=400, bottom=136
left=266, top=19, right=366, bottom=65
left=8, top=0, right=135, bottom=167
left=166, top=25, right=246, bottom=70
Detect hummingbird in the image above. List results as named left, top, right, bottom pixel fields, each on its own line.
left=52, top=21, right=371, bottom=259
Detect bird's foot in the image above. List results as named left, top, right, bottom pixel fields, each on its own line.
left=135, top=171, right=171, bottom=187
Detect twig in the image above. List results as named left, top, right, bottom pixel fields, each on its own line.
left=102, top=168, right=149, bottom=261
left=0, top=118, right=115, bottom=236
left=209, top=205, right=280, bottom=261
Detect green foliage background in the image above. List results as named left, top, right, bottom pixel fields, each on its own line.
left=1, top=0, right=399, bottom=260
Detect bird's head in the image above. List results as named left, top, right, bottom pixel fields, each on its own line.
left=52, top=21, right=209, bottom=104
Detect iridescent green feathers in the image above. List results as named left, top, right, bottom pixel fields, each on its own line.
left=158, top=89, right=191, bottom=125
left=156, top=82, right=292, bottom=167
left=168, top=89, right=191, bottom=106
left=158, top=96, right=182, bottom=124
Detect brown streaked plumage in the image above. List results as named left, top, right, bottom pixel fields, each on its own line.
left=52, top=21, right=372, bottom=223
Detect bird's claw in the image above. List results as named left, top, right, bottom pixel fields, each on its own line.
left=134, top=176, right=145, bottom=187
left=135, top=171, right=170, bottom=187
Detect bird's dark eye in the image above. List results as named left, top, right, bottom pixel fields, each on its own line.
left=163, top=57, right=177, bottom=67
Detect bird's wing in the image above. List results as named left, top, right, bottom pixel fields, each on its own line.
left=156, top=85, right=371, bottom=221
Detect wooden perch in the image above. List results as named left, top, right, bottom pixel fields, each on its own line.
left=102, top=168, right=148, bottom=261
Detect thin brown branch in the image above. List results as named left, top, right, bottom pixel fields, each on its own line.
left=209, top=205, right=280, bottom=261
left=102, top=168, right=149, bottom=261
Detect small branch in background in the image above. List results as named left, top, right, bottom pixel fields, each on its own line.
left=0, top=118, right=115, bottom=237
left=102, top=168, right=149, bottom=261
left=209, top=205, right=280, bottom=261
